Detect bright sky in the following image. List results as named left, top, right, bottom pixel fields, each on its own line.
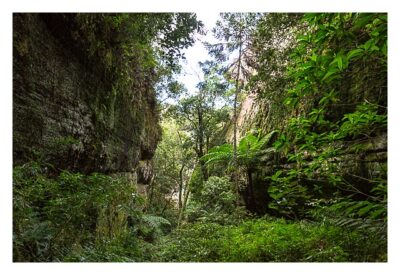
left=176, top=12, right=221, bottom=94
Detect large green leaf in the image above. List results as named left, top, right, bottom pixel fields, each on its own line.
left=347, top=48, right=364, bottom=60
left=322, top=67, right=339, bottom=82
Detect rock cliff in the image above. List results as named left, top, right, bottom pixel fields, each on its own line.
left=13, top=14, right=161, bottom=175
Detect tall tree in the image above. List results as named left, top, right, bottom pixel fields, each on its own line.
left=205, top=13, right=259, bottom=205
left=149, top=119, right=196, bottom=221
left=168, top=62, right=230, bottom=182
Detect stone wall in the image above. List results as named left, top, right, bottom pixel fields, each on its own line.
left=13, top=14, right=161, bottom=174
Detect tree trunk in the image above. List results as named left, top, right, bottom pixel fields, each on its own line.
left=145, top=179, right=155, bottom=212
left=177, top=176, right=192, bottom=227
left=233, top=25, right=243, bottom=207
left=197, top=104, right=208, bottom=181
left=178, top=164, right=185, bottom=210
left=247, top=168, right=256, bottom=212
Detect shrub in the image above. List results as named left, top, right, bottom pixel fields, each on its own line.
left=185, top=176, right=246, bottom=224
left=154, top=218, right=386, bottom=262
left=13, top=162, right=140, bottom=261
left=154, top=222, right=225, bottom=262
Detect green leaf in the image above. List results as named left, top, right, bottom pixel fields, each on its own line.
left=381, top=42, right=387, bottom=57
left=269, top=192, right=283, bottom=200
left=322, top=68, right=338, bottom=82
left=284, top=97, right=298, bottom=106
left=337, top=56, right=343, bottom=70
left=271, top=170, right=282, bottom=181
left=370, top=208, right=386, bottom=219
left=362, top=39, right=376, bottom=51
left=298, top=35, right=309, bottom=43
left=353, top=14, right=375, bottom=30
left=347, top=48, right=364, bottom=60
left=238, top=134, right=258, bottom=152
left=357, top=204, right=375, bottom=216
left=311, top=54, right=317, bottom=62
left=302, top=63, right=313, bottom=70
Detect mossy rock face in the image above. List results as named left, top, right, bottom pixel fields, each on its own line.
left=13, top=14, right=161, bottom=173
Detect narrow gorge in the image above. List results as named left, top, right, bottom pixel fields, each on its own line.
left=13, top=13, right=387, bottom=262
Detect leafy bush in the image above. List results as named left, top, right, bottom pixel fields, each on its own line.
left=154, top=222, right=225, bottom=262
left=13, top=162, right=141, bottom=262
left=199, top=176, right=236, bottom=211
left=185, top=176, right=246, bottom=224
left=63, top=229, right=140, bottom=262
left=154, top=218, right=386, bottom=262
left=307, top=197, right=387, bottom=257
left=137, top=214, right=171, bottom=242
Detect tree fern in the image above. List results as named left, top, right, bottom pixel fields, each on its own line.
left=141, top=214, right=171, bottom=229
left=202, top=144, right=233, bottom=166
left=202, top=131, right=276, bottom=168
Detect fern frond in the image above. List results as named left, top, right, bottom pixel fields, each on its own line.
left=201, top=144, right=233, bottom=165
left=142, top=214, right=171, bottom=229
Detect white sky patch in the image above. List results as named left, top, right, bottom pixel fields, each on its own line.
left=177, top=12, right=221, bottom=94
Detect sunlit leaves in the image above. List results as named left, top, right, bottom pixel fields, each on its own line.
left=202, top=131, right=277, bottom=169
left=339, top=103, right=387, bottom=138
left=346, top=49, right=364, bottom=61
left=267, top=13, right=387, bottom=221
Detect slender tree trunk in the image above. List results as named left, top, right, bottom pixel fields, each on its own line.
left=247, top=168, right=256, bottom=212
left=176, top=129, right=186, bottom=211
left=145, top=180, right=154, bottom=212
left=197, top=104, right=208, bottom=181
left=178, top=164, right=185, bottom=210
left=177, top=176, right=192, bottom=227
left=233, top=26, right=243, bottom=207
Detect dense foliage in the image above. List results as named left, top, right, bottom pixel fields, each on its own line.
left=154, top=218, right=386, bottom=262
left=13, top=13, right=387, bottom=262
left=13, top=162, right=140, bottom=261
left=267, top=13, right=387, bottom=225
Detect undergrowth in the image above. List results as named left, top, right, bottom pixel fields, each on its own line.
left=153, top=218, right=386, bottom=262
